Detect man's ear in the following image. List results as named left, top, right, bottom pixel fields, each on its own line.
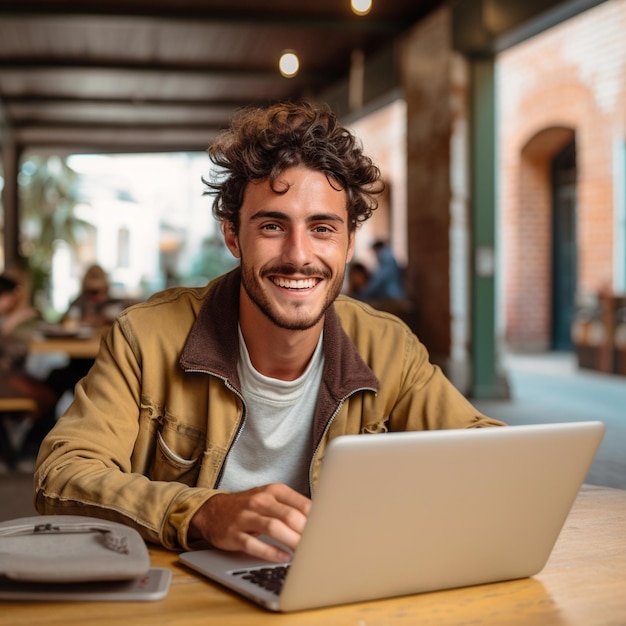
left=223, top=221, right=240, bottom=258
left=346, top=231, right=356, bottom=264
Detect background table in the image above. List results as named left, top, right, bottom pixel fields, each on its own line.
left=3, top=485, right=625, bottom=626
left=28, top=333, right=103, bottom=360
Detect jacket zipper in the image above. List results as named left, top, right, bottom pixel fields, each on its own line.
left=182, top=368, right=247, bottom=488
left=214, top=378, right=248, bottom=488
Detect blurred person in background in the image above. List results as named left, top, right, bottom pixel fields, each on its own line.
left=61, top=264, right=118, bottom=329
left=41, top=265, right=133, bottom=452
left=358, top=239, right=406, bottom=301
left=345, top=261, right=371, bottom=300
left=0, top=273, right=56, bottom=468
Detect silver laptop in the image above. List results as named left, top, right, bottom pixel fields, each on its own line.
left=179, top=421, right=605, bottom=612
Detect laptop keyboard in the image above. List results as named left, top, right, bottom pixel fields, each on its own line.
left=231, top=564, right=291, bottom=595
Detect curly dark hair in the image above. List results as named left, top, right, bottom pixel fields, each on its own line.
left=203, top=101, right=383, bottom=232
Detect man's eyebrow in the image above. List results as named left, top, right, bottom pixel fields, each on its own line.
left=249, top=210, right=346, bottom=224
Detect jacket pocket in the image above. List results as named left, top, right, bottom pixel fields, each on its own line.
left=149, top=418, right=205, bottom=485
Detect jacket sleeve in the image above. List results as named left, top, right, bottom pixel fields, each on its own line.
left=33, top=320, right=219, bottom=551
left=387, top=330, right=505, bottom=431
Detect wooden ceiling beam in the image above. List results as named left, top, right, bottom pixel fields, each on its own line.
left=0, top=8, right=408, bottom=34
left=0, top=59, right=336, bottom=81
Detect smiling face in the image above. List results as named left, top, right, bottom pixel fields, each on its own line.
left=224, top=166, right=355, bottom=333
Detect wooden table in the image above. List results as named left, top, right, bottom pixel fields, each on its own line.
left=0, top=397, right=37, bottom=414
left=0, top=380, right=37, bottom=414
left=2, top=485, right=625, bottom=626
left=28, top=332, right=103, bottom=360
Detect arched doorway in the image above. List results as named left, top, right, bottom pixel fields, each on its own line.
left=505, top=126, right=576, bottom=351
left=551, top=139, right=577, bottom=350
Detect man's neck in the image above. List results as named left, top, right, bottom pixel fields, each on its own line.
left=239, top=305, right=323, bottom=381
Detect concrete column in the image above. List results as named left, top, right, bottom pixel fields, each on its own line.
left=400, top=8, right=455, bottom=374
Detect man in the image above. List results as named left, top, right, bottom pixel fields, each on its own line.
left=359, top=239, right=406, bottom=300
left=34, top=101, right=503, bottom=564
left=1, top=273, right=57, bottom=468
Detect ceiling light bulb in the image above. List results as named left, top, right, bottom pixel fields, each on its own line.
left=351, top=0, right=372, bottom=16
left=279, top=51, right=299, bottom=78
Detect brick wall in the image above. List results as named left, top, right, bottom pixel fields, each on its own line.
left=497, top=0, right=626, bottom=348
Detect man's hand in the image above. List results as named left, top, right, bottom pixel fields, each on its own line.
left=188, top=483, right=311, bottom=562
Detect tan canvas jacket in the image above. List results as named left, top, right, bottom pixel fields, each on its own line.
left=34, top=268, right=503, bottom=550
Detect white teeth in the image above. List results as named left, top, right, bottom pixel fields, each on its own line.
left=273, top=277, right=317, bottom=289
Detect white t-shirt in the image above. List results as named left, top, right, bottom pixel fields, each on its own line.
left=217, top=328, right=324, bottom=496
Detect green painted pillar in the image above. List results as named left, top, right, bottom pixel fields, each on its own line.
left=470, top=58, right=499, bottom=398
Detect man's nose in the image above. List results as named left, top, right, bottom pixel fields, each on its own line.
left=282, top=228, right=312, bottom=266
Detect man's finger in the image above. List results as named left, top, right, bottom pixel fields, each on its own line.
left=247, top=484, right=311, bottom=533
left=239, top=532, right=293, bottom=563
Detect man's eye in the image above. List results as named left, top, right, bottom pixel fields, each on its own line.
left=261, top=223, right=281, bottom=231
left=313, top=225, right=332, bottom=233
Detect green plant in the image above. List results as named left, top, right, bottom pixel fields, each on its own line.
left=18, top=155, right=90, bottom=298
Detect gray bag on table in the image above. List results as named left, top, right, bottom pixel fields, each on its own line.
left=0, top=515, right=171, bottom=601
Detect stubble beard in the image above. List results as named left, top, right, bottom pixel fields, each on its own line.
left=239, top=258, right=345, bottom=331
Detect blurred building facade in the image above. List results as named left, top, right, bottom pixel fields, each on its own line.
left=498, top=0, right=626, bottom=352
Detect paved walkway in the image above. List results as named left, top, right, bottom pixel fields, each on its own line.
left=473, top=351, right=626, bottom=490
